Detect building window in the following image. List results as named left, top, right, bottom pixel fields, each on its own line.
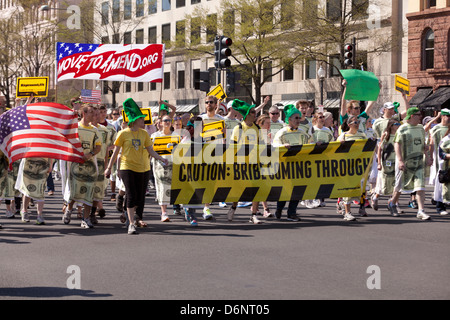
left=191, top=17, right=201, bottom=46
left=423, top=28, right=434, bottom=70
left=329, top=54, right=341, bottom=77
left=148, top=26, right=157, bottom=43
left=124, top=31, right=132, bottom=44
left=136, top=29, right=144, bottom=44
left=124, top=0, right=132, bottom=20
left=191, top=0, right=201, bottom=4
left=284, top=64, right=294, bottom=81
left=162, top=23, right=171, bottom=47
left=176, top=20, right=185, bottom=47
left=101, top=2, right=109, bottom=25
left=112, top=0, right=120, bottom=23
left=162, top=0, right=171, bottom=11
left=125, top=82, right=131, bottom=92
left=164, top=72, right=171, bottom=89
left=306, top=59, right=316, bottom=79
left=178, top=70, right=185, bottom=89
left=149, top=0, right=157, bottom=14
left=193, top=69, right=200, bottom=89
left=327, top=0, right=341, bottom=22
left=263, top=61, right=272, bottom=83
left=206, top=14, right=217, bottom=43
left=176, top=0, right=185, bottom=8
left=426, top=0, right=437, bottom=8
left=136, top=0, right=144, bottom=17
left=137, top=82, right=144, bottom=91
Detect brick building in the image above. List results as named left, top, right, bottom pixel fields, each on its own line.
left=407, top=0, right=450, bottom=110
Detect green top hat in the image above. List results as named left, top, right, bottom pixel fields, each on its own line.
left=284, top=104, right=302, bottom=124
left=231, top=99, right=255, bottom=120
left=123, top=98, right=145, bottom=125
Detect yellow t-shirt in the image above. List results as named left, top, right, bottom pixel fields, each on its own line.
left=114, top=128, right=152, bottom=172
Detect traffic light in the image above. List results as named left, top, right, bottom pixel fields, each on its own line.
left=214, top=36, right=232, bottom=69
left=344, top=43, right=355, bottom=68
left=199, top=71, right=210, bottom=92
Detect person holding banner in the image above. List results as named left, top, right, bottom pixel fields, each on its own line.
left=151, top=115, right=179, bottom=222
left=199, top=96, right=225, bottom=220
left=228, top=100, right=265, bottom=224
left=159, top=100, right=176, bottom=118
left=390, top=107, right=432, bottom=220
left=272, top=104, right=310, bottom=221
left=105, top=98, right=168, bottom=235
left=337, top=115, right=368, bottom=221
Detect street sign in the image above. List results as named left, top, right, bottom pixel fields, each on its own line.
left=16, top=77, right=49, bottom=98
left=395, top=75, right=410, bottom=96
left=207, top=84, right=227, bottom=101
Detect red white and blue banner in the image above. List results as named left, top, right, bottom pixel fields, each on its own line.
left=56, top=42, right=165, bottom=84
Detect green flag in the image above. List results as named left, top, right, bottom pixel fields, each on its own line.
left=340, top=69, right=380, bottom=101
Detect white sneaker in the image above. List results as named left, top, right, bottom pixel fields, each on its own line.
left=439, top=210, right=448, bottom=216
left=161, top=212, right=170, bottom=222
left=219, top=202, right=227, bottom=208
left=128, top=224, right=138, bottom=235
left=81, top=218, right=94, bottom=228
left=417, top=210, right=430, bottom=220
left=249, top=215, right=262, bottom=224
left=343, top=212, right=356, bottom=221
left=20, top=211, right=30, bottom=223
left=227, top=207, right=236, bottom=221
left=202, top=207, right=213, bottom=220
left=5, top=210, right=15, bottom=218
left=263, top=210, right=273, bottom=218
left=36, top=216, right=46, bottom=225
left=62, top=209, right=72, bottom=224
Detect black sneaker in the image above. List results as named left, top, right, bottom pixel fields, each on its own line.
left=275, top=209, right=282, bottom=220
left=287, top=214, right=300, bottom=222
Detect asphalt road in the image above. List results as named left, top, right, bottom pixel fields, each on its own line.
left=1, top=181, right=449, bottom=301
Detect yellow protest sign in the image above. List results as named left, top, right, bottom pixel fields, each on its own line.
left=207, top=84, right=227, bottom=100
left=122, top=108, right=153, bottom=125
left=16, top=77, right=49, bottom=98
left=395, top=75, right=410, bottom=96
left=152, top=135, right=181, bottom=155
left=170, top=140, right=376, bottom=204
left=202, top=120, right=225, bottom=142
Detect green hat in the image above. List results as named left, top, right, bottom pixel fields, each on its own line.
left=441, top=108, right=450, bottom=116
left=231, top=99, right=255, bottom=120
left=123, top=98, right=145, bottom=124
left=160, top=100, right=169, bottom=113
left=405, top=107, right=420, bottom=120
left=283, top=104, right=302, bottom=124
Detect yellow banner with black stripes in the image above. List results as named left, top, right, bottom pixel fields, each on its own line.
left=170, top=140, right=376, bottom=205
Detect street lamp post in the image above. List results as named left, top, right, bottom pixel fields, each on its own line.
left=317, top=65, right=326, bottom=106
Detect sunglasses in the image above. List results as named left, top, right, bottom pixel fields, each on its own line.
left=162, top=119, right=172, bottom=123
left=349, top=121, right=360, bottom=125
left=270, top=112, right=279, bottom=115
left=352, top=107, right=361, bottom=110
left=113, top=113, right=119, bottom=115
left=317, top=116, right=324, bottom=119
left=393, top=123, right=401, bottom=126
left=291, top=116, right=301, bottom=120
left=205, top=101, right=216, bottom=104
left=173, top=117, right=181, bottom=121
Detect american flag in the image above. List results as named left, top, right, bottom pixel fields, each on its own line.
left=0, top=103, right=84, bottom=165
left=56, top=42, right=100, bottom=82
left=80, top=89, right=102, bottom=104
